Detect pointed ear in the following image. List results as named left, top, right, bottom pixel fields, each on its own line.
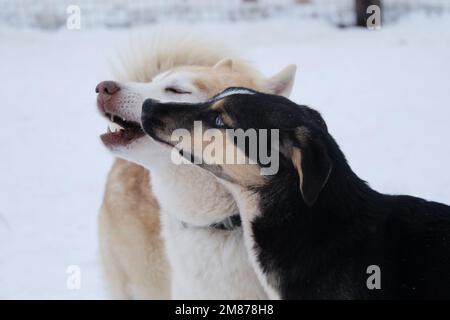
left=213, top=58, right=233, bottom=70
left=290, top=128, right=332, bottom=206
left=266, top=64, right=297, bottom=97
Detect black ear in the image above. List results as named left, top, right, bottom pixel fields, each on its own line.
left=290, top=128, right=332, bottom=206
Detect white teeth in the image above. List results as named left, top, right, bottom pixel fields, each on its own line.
left=108, top=122, right=124, bottom=133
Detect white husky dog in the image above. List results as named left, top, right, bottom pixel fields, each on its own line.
left=97, top=35, right=296, bottom=299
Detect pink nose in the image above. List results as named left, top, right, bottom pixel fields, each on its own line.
left=95, top=81, right=120, bottom=95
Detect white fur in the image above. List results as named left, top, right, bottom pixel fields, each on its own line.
left=160, top=214, right=266, bottom=299
left=222, top=182, right=281, bottom=300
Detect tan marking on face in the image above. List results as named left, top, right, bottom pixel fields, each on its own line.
left=220, top=136, right=266, bottom=187
left=180, top=125, right=266, bottom=187
left=211, top=99, right=225, bottom=110
left=221, top=113, right=234, bottom=127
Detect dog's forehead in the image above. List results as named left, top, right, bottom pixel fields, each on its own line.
left=153, top=68, right=201, bottom=84
left=152, top=66, right=211, bottom=85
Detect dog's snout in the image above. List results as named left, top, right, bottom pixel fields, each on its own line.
left=95, top=81, right=121, bottom=95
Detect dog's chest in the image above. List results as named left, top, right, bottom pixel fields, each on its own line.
left=160, top=214, right=267, bottom=299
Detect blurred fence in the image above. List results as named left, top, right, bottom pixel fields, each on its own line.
left=0, top=0, right=449, bottom=30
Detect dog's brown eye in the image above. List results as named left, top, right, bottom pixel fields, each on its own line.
left=165, top=87, right=191, bottom=94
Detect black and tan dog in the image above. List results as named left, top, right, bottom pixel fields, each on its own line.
left=141, top=87, right=450, bottom=299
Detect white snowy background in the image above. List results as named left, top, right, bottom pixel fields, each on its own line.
left=0, top=5, right=450, bottom=299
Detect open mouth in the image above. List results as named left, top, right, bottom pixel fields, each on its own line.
left=100, top=112, right=145, bottom=147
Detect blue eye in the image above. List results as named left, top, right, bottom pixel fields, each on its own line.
left=215, top=114, right=225, bottom=127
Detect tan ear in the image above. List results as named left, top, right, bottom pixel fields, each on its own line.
left=213, top=58, right=233, bottom=70
left=290, top=128, right=332, bottom=206
left=266, top=64, right=297, bottom=97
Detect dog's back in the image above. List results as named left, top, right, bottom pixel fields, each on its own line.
left=274, top=173, right=450, bottom=300
left=376, top=196, right=450, bottom=299
left=275, top=165, right=450, bottom=300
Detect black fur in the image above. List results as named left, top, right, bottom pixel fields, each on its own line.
left=141, top=87, right=450, bottom=299
left=253, top=135, right=450, bottom=299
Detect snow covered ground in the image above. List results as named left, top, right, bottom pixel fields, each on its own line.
left=1, top=14, right=449, bottom=299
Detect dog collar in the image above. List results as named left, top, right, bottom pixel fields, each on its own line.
left=209, top=214, right=242, bottom=230
left=181, top=214, right=242, bottom=231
